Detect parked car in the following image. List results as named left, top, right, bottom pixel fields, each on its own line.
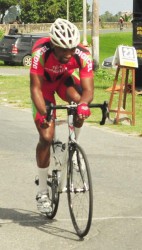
left=0, top=34, right=44, bottom=66
left=102, top=56, right=114, bottom=68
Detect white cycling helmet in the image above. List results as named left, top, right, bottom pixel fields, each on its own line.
left=49, top=18, right=80, bottom=49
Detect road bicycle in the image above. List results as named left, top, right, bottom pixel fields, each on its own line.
left=35, top=101, right=108, bottom=238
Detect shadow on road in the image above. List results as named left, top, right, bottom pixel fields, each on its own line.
left=0, top=207, right=82, bottom=241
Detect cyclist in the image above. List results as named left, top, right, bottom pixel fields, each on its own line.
left=30, top=18, right=94, bottom=213
left=119, top=16, right=124, bottom=30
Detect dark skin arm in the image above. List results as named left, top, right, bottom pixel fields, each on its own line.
left=30, top=74, right=94, bottom=110
left=79, top=77, right=94, bottom=104
left=30, top=73, right=47, bottom=115
left=30, top=73, right=52, bottom=128
left=30, top=73, right=94, bottom=125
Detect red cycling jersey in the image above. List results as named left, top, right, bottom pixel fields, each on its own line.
left=30, top=37, right=94, bottom=120
left=30, top=37, right=93, bottom=80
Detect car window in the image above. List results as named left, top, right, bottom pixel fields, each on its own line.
left=0, top=37, right=16, bottom=46
left=19, top=37, right=31, bottom=43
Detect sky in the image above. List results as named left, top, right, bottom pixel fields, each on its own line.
left=87, top=0, right=133, bottom=15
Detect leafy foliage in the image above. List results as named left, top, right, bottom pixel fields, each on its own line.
left=20, top=0, right=87, bottom=23
left=100, top=11, right=132, bottom=22
left=0, top=0, right=91, bottom=24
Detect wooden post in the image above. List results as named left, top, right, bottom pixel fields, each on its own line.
left=108, top=66, right=136, bottom=125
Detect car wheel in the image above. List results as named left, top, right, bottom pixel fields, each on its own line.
left=23, top=55, right=32, bottom=66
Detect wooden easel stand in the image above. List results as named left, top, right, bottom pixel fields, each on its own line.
left=108, top=66, right=135, bottom=125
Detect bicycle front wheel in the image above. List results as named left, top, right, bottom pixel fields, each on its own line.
left=67, top=143, right=93, bottom=238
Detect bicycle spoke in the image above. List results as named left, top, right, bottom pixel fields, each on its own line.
left=67, top=143, right=93, bottom=238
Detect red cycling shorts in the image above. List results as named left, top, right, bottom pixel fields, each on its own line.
left=32, top=73, right=80, bottom=122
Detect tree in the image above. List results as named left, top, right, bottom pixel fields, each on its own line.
left=20, top=0, right=39, bottom=23
left=100, top=11, right=131, bottom=23
left=0, top=0, right=17, bottom=23
left=68, top=0, right=83, bottom=22
left=20, top=0, right=88, bottom=23
left=100, top=11, right=114, bottom=22
left=20, top=0, right=63, bottom=23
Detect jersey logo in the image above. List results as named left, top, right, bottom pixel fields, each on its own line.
left=45, top=65, right=66, bottom=74
left=32, top=46, right=49, bottom=69
left=75, top=48, right=92, bottom=72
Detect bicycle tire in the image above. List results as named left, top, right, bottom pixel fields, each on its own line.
left=67, top=142, right=93, bottom=238
left=46, top=170, right=60, bottom=219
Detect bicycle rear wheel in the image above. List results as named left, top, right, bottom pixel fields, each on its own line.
left=67, top=143, right=93, bottom=238
left=46, top=170, right=60, bottom=219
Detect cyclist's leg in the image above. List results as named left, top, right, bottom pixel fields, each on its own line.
left=56, top=73, right=84, bottom=140
left=35, top=118, right=55, bottom=169
left=33, top=111, right=55, bottom=212
left=32, top=82, right=58, bottom=212
left=65, top=72, right=82, bottom=105
left=32, top=80, right=58, bottom=175
left=65, top=74, right=84, bottom=139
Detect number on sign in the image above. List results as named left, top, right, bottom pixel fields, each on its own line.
left=122, top=47, right=135, bottom=60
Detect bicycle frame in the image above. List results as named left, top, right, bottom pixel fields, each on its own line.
left=45, top=101, right=109, bottom=236
left=52, top=104, right=77, bottom=193
left=48, top=101, right=109, bottom=193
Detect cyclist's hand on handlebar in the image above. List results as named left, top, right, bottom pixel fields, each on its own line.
left=39, top=115, right=51, bottom=128
left=77, top=103, right=91, bottom=119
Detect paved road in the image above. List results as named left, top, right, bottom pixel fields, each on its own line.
left=31, top=27, right=132, bottom=36
left=0, top=66, right=29, bottom=76
left=0, top=105, right=142, bottom=250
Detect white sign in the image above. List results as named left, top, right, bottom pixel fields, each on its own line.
left=112, top=45, right=138, bottom=68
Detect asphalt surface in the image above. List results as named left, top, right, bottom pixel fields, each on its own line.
left=1, top=105, right=142, bottom=250
left=0, top=66, right=29, bottom=76
left=31, top=27, right=132, bottom=36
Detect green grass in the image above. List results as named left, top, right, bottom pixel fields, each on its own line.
left=87, top=32, right=132, bottom=63
left=1, top=32, right=142, bottom=136
left=99, top=32, right=132, bottom=63
left=0, top=75, right=31, bottom=108
left=91, top=69, right=142, bottom=136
